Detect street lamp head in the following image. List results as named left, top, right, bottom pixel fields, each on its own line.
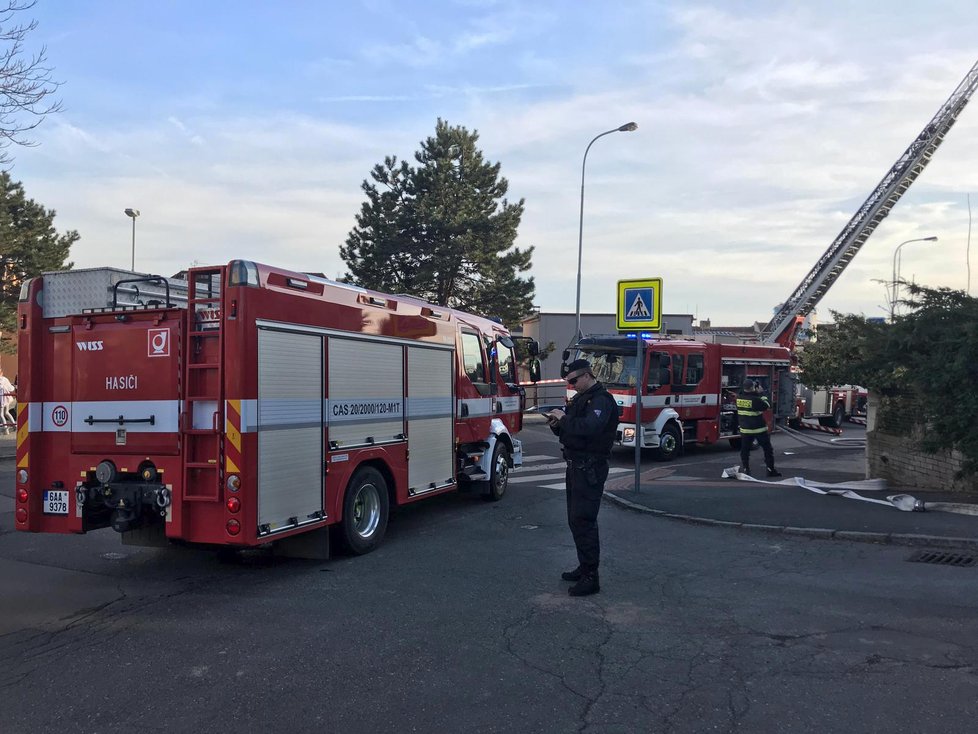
left=124, top=208, right=140, bottom=218
left=923, top=236, right=938, bottom=241
left=618, top=122, right=638, bottom=132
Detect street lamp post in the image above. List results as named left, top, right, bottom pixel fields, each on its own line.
left=574, top=122, right=638, bottom=342
left=890, top=236, right=937, bottom=318
left=124, top=208, right=140, bottom=271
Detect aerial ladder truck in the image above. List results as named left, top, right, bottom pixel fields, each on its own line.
left=558, top=59, right=978, bottom=457
left=760, top=58, right=978, bottom=428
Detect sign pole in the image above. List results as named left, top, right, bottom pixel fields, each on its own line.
left=616, top=278, right=662, bottom=497
left=634, top=333, right=643, bottom=493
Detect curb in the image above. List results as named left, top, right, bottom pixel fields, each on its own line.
left=603, top=491, right=978, bottom=551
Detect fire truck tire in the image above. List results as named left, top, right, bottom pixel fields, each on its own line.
left=484, top=443, right=510, bottom=502
left=340, top=466, right=389, bottom=555
left=728, top=437, right=741, bottom=450
left=832, top=403, right=845, bottom=428
left=655, top=424, right=681, bottom=462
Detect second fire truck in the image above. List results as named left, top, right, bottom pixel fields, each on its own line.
left=564, top=334, right=793, bottom=460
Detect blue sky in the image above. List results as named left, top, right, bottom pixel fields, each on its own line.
left=12, top=0, right=978, bottom=325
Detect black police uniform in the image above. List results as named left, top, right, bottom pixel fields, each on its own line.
left=736, top=387, right=779, bottom=476
left=550, top=380, right=619, bottom=586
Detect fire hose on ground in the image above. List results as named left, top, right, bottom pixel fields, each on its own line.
left=720, top=468, right=978, bottom=517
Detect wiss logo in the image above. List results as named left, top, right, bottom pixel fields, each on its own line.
left=75, top=340, right=105, bottom=351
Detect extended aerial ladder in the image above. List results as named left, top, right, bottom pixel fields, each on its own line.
left=761, top=59, right=978, bottom=350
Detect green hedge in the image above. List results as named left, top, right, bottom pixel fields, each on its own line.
left=799, top=284, right=978, bottom=476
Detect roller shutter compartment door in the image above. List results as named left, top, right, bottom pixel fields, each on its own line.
left=327, top=338, right=405, bottom=448
left=407, top=345, right=454, bottom=492
left=257, top=328, right=324, bottom=534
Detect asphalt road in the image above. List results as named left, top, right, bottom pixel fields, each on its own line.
left=2, top=428, right=978, bottom=734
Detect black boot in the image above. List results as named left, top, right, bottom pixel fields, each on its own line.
left=568, top=572, right=600, bottom=597
left=561, top=566, right=583, bottom=582
left=739, top=464, right=750, bottom=475
left=766, top=468, right=782, bottom=478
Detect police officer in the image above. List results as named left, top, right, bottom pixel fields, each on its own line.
left=736, top=379, right=782, bottom=478
left=545, top=359, right=619, bottom=597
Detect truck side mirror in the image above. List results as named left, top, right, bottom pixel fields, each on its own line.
left=511, top=336, right=539, bottom=360
left=561, top=349, right=570, bottom=361
left=529, top=359, right=542, bottom=382
left=559, top=362, right=569, bottom=378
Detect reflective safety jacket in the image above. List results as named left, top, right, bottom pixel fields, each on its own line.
left=736, top=391, right=770, bottom=435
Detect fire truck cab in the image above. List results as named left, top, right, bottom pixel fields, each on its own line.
left=567, top=335, right=794, bottom=460
left=14, top=262, right=532, bottom=557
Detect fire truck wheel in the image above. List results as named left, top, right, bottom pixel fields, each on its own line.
left=832, top=403, right=845, bottom=428
left=485, top=443, right=510, bottom=502
left=655, top=424, right=681, bottom=462
left=728, top=437, right=741, bottom=450
left=340, top=466, right=390, bottom=555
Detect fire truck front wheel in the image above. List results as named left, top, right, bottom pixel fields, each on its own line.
left=340, top=466, right=390, bottom=555
left=485, top=443, right=510, bottom=502
left=655, top=424, right=681, bottom=462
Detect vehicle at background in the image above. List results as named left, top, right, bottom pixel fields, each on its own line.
left=794, top=383, right=867, bottom=428
left=14, top=262, right=534, bottom=558
left=564, top=335, right=793, bottom=461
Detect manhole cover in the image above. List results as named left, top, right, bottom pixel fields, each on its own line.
left=907, top=550, right=976, bottom=567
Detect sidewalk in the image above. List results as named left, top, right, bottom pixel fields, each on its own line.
left=605, top=466, right=978, bottom=550
left=601, top=438, right=978, bottom=550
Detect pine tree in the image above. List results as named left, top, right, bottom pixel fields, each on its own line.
left=0, top=171, right=77, bottom=352
left=341, top=119, right=534, bottom=326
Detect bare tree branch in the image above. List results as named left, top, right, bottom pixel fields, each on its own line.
left=0, top=1, right=62, bottom=164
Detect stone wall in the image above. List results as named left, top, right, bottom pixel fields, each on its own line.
left=865, top=391, right=978, bottom=492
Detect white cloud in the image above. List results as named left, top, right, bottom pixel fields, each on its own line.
left=13, top=0, right=978, bottom=328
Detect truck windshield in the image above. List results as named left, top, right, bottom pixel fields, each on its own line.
left=581, top=352, right=642, bottom=389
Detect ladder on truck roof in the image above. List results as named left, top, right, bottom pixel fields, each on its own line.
left=761, top=59, right=978, bottom=349
left=182, top=266, right=226, bottom=502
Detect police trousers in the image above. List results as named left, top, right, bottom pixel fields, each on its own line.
left=565, top=458, right=610, bottom=573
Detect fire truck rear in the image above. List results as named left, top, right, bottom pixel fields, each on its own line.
left=794, top=383, right=867, bottom=428
left=14, top=262, right=532, bottom=557
left=566, top=335, right=794, bottom=459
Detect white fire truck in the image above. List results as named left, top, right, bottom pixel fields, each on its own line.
left=14, top=261, right=535, bottom=558
left=565, top=334, right=794, bottom=460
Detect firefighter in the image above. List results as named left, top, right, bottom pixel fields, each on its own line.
left=544, top=359, right=619, bottom=597
left=736, top=379, right=782, bottom=478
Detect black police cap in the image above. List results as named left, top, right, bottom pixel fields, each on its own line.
left=566, top=359, right=592, bottom=374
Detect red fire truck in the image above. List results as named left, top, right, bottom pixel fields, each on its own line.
left=565, top=335, right=794, bottom=460
left=14, top=262, right=534, bottom=558
left=794, top=383, right=868, bottom=428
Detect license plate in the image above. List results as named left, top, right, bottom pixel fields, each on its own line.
left=43, top=490, right=70, bottom=515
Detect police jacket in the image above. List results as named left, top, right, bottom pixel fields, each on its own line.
left=550, top=382, right=619, bottom=460
left=736, top=391, right=770, bottom=435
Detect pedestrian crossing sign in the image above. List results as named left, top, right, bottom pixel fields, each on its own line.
left=617, top=278, right=662, bottom=331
